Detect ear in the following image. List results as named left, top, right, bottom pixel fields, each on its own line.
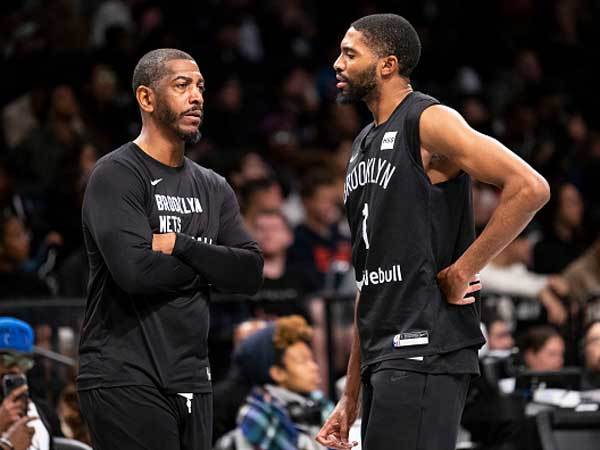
left=136, top=86, right=155, bottom=113
left=269, top=365, right=286, bottom=384
left=380, top=56, right=400, bottom=77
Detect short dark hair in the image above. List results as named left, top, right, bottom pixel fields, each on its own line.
left=300, top=168, right=336, bottom=199
left=520, top=325, right=560, bottom=354
left=131, top=48, right=195, bottom=94
left=351, top=14, right=421, bottom=77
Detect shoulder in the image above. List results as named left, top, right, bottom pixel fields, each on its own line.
left=86, top=145, right=146, bottom=197
left=185, top=158, right=230, bottom=189
left=411, top=91, right=441, bottom=106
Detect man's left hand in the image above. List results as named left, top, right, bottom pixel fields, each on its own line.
left=437, top=265, right=481, bottom=305
left=152, top=233, right=176, bottom=255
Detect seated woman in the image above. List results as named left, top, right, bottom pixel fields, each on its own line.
left=215, top=315, right=332, bottom=450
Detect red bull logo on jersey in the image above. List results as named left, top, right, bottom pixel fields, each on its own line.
left=357, top=264, right=402, bottom=290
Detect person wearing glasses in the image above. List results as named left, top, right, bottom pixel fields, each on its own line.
left=0, top=317, right=58, bottom=450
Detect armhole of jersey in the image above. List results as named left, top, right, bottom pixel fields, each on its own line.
left=404, top=99, right=440, bottom=173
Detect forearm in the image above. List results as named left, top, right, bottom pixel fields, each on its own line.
left=455, top=179, right=548, bottom=278
left=343, top=292, right=362, bottom=401
left=173, top=233, right=263, bottom=294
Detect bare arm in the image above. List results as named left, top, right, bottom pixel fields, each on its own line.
left=420, top=105, right=550, bottom=301
left=316, top=291, right=360, bottom=449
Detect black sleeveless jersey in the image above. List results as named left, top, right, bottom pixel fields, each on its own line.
left=344, top=92, right=485, bottom=368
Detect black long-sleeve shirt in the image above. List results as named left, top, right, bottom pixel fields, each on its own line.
left=77, top=142, right=263, bottom=394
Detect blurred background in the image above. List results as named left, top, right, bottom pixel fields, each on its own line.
left=1, top=0, right=600, bottom=449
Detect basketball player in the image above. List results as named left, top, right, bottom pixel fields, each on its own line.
left=77, top=49, right=263, bottom=450
left=316, top=15, right=549, bottom=450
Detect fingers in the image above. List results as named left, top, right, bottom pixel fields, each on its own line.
left=449, top=296, right=476, bottom=305
left=465, top=281, right=481, bottom=295
left=7, top=385, right=28, bottom=401
left=18, top=416, right=37, bottom=425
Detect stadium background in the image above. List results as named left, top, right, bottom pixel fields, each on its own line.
left=1, top=1, right=600, bottom=449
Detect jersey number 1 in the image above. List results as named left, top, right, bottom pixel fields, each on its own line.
left=362, top=203, right=370, bottom=250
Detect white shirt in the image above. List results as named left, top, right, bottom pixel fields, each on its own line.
left=27, top=402, right=50, bottom=450
left=480, top=262, right=548, bottom=299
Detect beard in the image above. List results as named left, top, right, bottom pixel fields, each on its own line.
left=155, top=99, right=203, bottom=145
left=336, top=64, right=378, bottom=104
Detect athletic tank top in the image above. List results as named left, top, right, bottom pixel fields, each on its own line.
left=344, top=91, right=485, bottom=368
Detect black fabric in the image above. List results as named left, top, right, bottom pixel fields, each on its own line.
left=361, top=368, right=470, bottom=450
left=343, top=91, right=485, bottom=369
left=374, top=346, right=480, bottom=375
left=78, top=142, right=262, bottom=394
left=212, top=367, right=252, bottom=443
left=250, top=264, right=319, bottom=318
left=288, top=223, right=351, bottom=289
left=79, top=386, right=212, bottom=450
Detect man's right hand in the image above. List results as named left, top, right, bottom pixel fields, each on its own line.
left=0, top=385, right=28, bottom=432
left=316, top=394, right=359, bottom=449
left=3, top=416, right=36, bottom=450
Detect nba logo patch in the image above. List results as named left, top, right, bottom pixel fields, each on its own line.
left=381, top=131, right=397, bottom=150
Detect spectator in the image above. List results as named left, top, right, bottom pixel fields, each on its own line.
left=288, top=169, right=350, bottom=289
left=0, top=215, right=52, bottom=298
left=533, top=182, right=586, bottom=274
left=11, top=85, right=84, bottom=192
left=520, top=326, right=565, bottom=372
left=249, top=209, right=319, bottom=319
left=215, top=315, right=331, bottom=450
left=581, top=320, right=600, bottom=389
left=485, top=317, right=515, bottom=352
left=480, top=231, right=570, bottom=325
left=0, top=318, right=61, bottom=450
left=561, top=233, right=600, bottom=307
left=239, top=178, right=284, bottom=227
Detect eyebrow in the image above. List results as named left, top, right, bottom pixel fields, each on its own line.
left=341, top=45, right=357, bottom=54
left=172, top=75, right=205, bottom=84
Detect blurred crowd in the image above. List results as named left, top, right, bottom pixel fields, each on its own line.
left=1, top=0, right=600, bottom=449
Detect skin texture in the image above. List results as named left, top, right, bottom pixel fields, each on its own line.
left=269, top=341, right=321, bottom=394
left=0, top=363, right=35, bottom=450
left=524, top=335, right=565, bottom=371
left=487, top=321, right=515, bottom=351
left=318, top=25, right=549, bottom=449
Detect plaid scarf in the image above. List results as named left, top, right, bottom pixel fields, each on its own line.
left=238, top=386, right=301, bottom=450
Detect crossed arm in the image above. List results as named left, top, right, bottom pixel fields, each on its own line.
left=84, top=161, right=262, bottom=296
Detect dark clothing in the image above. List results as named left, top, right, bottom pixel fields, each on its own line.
left=78, top=142, right=263, bottom=394
left=288, top=223, right=351, bottom=289
left=343, top=91, right=485, bottom=369
left=250, top=264, right=319, bottom=318
left=361, top=368, right=470, bottom=450
left=533, top=234, right=585, bottom=274
left=79, top=386, right=212, bottom=450
left=581, top=370, right=600, bottom=389
left=0, top=270, right=51, bottom=298
left=372, top=346, right=480, bottom=375
left=212, top=367, right=252, bottom=442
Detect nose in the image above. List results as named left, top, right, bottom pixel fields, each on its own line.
left=189, top=86, right=203, bottom=107
left=333, top=54, right=344, bottom=73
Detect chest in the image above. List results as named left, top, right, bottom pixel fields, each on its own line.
left=146, top=176, right=219, bottom=241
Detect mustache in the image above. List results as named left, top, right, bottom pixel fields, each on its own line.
left=180, top=107, right=203, bottom=117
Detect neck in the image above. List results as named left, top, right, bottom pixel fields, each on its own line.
left=366, top=77, right=413, bottom=126
left=134, top=121, right=185, bottom=167
left=263, top=253, right=286, bottom=278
